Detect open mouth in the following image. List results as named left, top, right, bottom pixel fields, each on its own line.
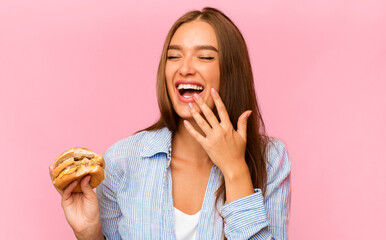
left=177, top=83, right=204, bottom=98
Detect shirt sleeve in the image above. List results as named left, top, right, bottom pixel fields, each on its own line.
left=96, top=146, right=123, bottom=240
left=220, top=139, right=291, bottom=240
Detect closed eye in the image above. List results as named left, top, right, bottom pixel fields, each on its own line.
left=199, top=57, right=214, bottom=60
left=167, top=56, right=179, bottom=60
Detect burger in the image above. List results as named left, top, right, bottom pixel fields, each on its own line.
left=52, top=147, right=105, bottom=192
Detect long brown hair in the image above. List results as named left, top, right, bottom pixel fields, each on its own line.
left=142, top=7, right=269, bottom=201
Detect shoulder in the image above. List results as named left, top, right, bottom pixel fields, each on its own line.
left=103, top=127, right=171, bottom=167
left=106, top=128, right=168, bottom=156
left=265, top=138, right=291, bottom=181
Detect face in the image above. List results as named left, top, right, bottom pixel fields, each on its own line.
left=165, top=20, right=220, bottom=119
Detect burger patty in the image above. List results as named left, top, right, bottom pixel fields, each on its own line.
left=54, top=152, right=95, bottom=168
left=57, top=161, right=102, bottom=179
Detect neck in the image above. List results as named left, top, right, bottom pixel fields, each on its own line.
left=172, top=119, right=212, bottom=166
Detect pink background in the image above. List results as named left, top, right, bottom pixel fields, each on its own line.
left=1, top=0, right=385, bottom=239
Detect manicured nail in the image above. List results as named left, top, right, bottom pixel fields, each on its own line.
left=188, top=103, right=193, bottom=109
left=184, top=120, right=189, bottom=127
left=211, top=88, right=216, bottom=95
left=193, top=93, right=200, bottom=100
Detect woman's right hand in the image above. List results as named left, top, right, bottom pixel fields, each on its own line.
left=49, top=165, right=105, bottom=240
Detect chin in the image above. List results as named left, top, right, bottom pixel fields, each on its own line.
left=176, top=110, right=194, bottom=120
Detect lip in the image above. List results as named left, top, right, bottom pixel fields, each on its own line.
left=175, top=80, right=205, bottom=103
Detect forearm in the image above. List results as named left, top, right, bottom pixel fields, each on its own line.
left=221, top=140, right=291, bottom=240
left=223, top=160, right=254, bottom=203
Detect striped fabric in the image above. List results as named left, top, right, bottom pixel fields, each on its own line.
left=96, top=127, right=291, bottom=240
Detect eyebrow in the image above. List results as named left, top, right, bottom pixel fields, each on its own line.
left=168, top=45, right=219, bottom=52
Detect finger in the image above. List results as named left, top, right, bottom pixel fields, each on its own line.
left=183, top=120, right=206, bottom=145
left=237, top=110, right=252, bottom=142
left=49, top=165, right=54, bottom=179
left=80, top=175, right=96, bottom=199
left=187, top=102, right=212, bottom=136
left=193, top=93, right=220, bottom=129
left=49, top=165, right=65, bottom=196
left=55, top=187, right=64, bottom=197
left=210, top=88, right=231, bottom=125
left=62, top=180, right=78, bottom=202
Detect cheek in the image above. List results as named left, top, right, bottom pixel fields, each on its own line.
left=202, top=64, right=220, bottom=88
left=165, top=63, right=179, bottom=83
left=165, top=65, right=174, bottom=91
left=166, top=81, right=175, bottom=101
left=165, top=64, right=172, bottom=82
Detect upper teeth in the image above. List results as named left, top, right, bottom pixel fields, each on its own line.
left=177, top=84, right=203, bottom=91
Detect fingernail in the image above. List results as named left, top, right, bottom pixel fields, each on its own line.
left=193, top=93, right=200, bottom=100
left=188, top=103, right=193, bottom=109
left=211, top=88, right=216, bottom=95
left=184, top=120, right=189, bottom=126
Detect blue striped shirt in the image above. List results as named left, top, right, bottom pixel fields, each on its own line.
left=96, top=127, right=291, bottom=239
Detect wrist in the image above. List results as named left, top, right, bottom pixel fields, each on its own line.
left=222, top=160, right=254, bottom=203
left=221, top=159, right=250, bottom=181
left=75, top=222, right=104, bottom=240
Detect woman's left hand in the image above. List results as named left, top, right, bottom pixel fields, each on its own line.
left=184, top=88, right=252, bottom=176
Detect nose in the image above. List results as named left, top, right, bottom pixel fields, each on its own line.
left=178, top=56, right=196, bottom=76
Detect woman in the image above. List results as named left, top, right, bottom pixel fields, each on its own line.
left=50, top=7, right=291, bottom=240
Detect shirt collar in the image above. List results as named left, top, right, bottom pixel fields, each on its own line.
left=140, top=127, right=172, bottom=158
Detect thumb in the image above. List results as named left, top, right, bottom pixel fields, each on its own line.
left=237, top=110, right=252, bottom=141
left=80, top=175, right=95, bottom=198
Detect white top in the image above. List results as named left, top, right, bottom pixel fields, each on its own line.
left=174, top=207, right=201, bottom=240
